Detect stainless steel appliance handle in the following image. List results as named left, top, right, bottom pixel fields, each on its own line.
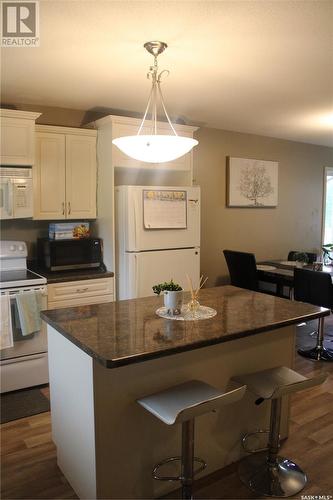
left=6, top=180, right=13, bottom=217
left=1, top=286, right=48, bottom=296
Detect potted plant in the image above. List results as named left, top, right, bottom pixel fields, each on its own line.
left=152, top=279, right=183, bottom=315
left=293, top=252, right=309, bottom=266
left=322, top=244, right=333, bottom=265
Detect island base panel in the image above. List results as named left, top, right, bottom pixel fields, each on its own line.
left=47, top=329, right=97, bottom=500
left=47, top=325, right=295, bottom=499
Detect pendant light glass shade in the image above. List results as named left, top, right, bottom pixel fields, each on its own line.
left=112, top=41, right=198, bottom=164
left=113, top=135, right=198, bottom=163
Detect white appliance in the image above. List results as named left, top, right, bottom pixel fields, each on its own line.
left=0, top=241, right=48, bottom=393
left=116, top=185, right=200, bottom=299
left=0, top=167, right=33, bottom=219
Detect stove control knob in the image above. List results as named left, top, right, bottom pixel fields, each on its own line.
left=18, top=245, right=24, bottom=251
left=10, top=245, right=16, bottom=251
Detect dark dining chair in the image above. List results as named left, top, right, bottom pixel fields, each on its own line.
left=294, top=268, right=333, bottom=361
left=223, top=250, right=259, bottom=291
left=288, top=251, right=317, bottom=264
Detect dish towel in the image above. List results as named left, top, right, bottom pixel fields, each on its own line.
left=16, top=290, right=42, bottom=336
left=0, top=294, right=14, bottom=349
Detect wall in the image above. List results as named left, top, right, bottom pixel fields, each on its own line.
left=193, top=127, right=333, bottom=286
left=1, top=219, right=49, bottom=258
left=2, top=104, right=333, bottom=277
left=2, top=103, right=104, bottom=128
left=1, top=219, right=98, bottom=259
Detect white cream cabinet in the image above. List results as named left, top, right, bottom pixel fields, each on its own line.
left=47, top=277, right=114, bottom=309
left=0, top=109, right=41, bottom=166
left=34, top=125, right=97, bottom=220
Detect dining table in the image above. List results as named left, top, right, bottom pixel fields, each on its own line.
left=257, top=260, right=333, bottom=297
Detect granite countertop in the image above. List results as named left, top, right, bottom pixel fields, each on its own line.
left=29, top=262, right=114, bottom=284
left=41, top=285, right=329, bottom=368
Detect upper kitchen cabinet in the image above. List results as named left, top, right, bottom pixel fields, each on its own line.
left=91, top=115, right=198, bottom=172
left=34, top=125, right=97, bottom=220
left=0, top=109, right=41, bottom=166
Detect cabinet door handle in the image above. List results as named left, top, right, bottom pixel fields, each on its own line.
left=62, top=202, right=65, bottom=215
left=76, top=287, right=89, bottom=293
left=68, top=201, right=71, bottom=215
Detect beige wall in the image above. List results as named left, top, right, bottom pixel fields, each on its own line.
left=1, top=220, right=49, bottom=259
left=193, top=127, right=333, bottom=286
left=2, top=104, right=332, bottom=278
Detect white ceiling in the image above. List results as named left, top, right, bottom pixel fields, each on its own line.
left=2, top=0, right=333, bottom=146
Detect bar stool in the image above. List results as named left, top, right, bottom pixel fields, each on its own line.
left=294, top=268, right=333, bottom=361
left=232, top=366, right=327, bottom=497
left=137, top=379, right=246, bottom=499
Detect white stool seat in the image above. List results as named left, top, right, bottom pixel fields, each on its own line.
left=137, top=379, right=246, bottom=425
left=232, top=366, right=326, bottom=401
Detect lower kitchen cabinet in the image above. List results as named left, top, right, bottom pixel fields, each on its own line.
left=47, top=277, right=114, bottom=309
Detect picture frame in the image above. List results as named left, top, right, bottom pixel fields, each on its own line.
left=227, top=157, right=278, bottom=207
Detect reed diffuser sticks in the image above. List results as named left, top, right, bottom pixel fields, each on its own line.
left=187, top=274, right=208, bottom=299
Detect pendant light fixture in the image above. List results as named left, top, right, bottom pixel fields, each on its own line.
left=112, top=41, right=198, bottom=163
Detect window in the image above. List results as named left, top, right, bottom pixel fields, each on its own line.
left=323, top=167, right=333, bottom=244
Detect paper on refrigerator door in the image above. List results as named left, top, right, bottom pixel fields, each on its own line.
left=143, top=190, right=187, bottom=229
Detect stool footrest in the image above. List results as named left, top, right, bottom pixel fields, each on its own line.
left=242, top=429, right=272, bottom=454
left=152, top=456, right=207, bottom=481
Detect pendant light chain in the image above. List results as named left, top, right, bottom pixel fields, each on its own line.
left=137, top=50, right=178, bottom=137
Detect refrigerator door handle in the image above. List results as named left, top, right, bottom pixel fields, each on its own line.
left=134, top=254, right=139, bottom=297
left=133, top=195, right=139, bottom=250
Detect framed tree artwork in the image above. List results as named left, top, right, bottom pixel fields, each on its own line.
left=227, top=157, right=278, bottom=207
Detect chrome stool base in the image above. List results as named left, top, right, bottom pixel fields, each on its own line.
left=298, top=317, right=333, bottom=362
left=238, top=450, right=307, bottom=497
left=298, top=345, right=333, bottom=361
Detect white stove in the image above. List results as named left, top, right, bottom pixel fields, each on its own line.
left=0, top=240, right=46, bottom=288
left=0, top=241, right=48, bottom=393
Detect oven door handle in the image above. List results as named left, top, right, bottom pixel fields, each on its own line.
left=1, top=287, right=48, bottom=296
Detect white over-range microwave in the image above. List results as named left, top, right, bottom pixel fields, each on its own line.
left=0, top=167, right=33, bottom=219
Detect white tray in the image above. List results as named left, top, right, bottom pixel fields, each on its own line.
left=257, top=265, right=277, bottom=271
left=156, top=305, right=217, bottom=321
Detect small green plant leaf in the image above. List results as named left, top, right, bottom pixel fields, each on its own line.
left=152, top=279, right=183, bottom=295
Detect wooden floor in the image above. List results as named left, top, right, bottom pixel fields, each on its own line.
left=1, top=347, right=333, bottom=499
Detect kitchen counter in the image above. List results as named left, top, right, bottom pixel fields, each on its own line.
left=42, top=285, right=328, bottom=368
left=29, top=262, right=114, bottom=284
left=44, top=286, right=328, bottom=499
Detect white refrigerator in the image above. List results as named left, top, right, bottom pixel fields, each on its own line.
left=115, top=185, right=200, bottom=300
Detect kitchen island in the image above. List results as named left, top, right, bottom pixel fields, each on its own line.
left=42, top=286, right=329, bottom=499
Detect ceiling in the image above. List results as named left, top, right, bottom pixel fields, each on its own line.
left=2, top=0, right=333, bottom=146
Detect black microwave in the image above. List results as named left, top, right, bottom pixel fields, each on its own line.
left=37, top=238, right=103, bottom=271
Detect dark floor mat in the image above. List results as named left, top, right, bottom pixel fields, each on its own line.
left=0, top=387, right=50, bottom=424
